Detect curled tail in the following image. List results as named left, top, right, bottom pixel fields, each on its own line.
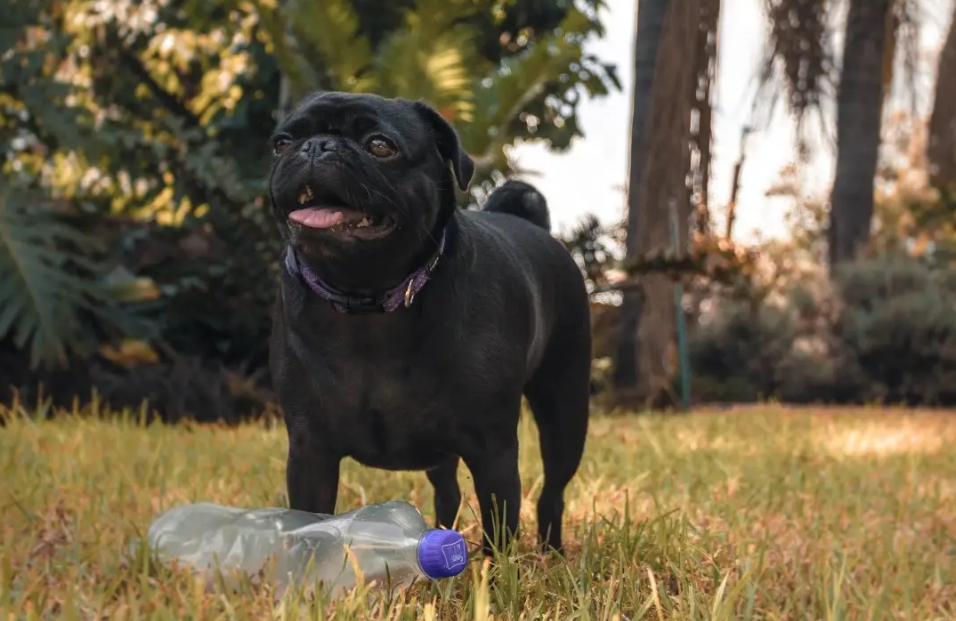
left=480, top=180, right=551, bottom=231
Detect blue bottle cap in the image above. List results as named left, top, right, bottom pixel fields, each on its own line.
left=417, top=529, right=469, bottom=579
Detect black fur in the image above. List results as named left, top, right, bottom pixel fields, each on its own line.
left=268, top=91, right=591, bottom=554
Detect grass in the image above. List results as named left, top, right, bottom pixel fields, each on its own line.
left=2, top=403, right=956, bottom=620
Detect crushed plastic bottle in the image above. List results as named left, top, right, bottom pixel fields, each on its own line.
left=144, top=500, right=469, bottom=595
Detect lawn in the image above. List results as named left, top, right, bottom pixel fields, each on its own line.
left=1, top=404, right=955, bottom=620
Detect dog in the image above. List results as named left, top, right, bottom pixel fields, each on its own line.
left=268, top=91, right=591, bottom=554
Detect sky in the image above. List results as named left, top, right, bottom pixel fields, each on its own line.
left=507, top=0, right=954, bottom=243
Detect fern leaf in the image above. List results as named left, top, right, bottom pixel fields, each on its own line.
left=284, top=0, right=376, bottom=92
left=0, top=187, right=136, bottom=368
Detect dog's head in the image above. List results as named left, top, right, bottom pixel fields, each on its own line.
left=269, top=92, right=473, bottom=259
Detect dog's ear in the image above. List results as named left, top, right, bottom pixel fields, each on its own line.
left=413, top=101, right=475, bottom=191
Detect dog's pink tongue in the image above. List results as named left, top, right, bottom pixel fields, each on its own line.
left=289, top=207, right=350, bottom=229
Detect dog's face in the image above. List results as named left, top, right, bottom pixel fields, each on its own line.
left=269, top=92, right=474, bottom=256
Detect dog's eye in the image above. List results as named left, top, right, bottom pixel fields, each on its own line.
left=273, top=137, right=292, bottom=154
left=366, top=137, right=397, bottom=159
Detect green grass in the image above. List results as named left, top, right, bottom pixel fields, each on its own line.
left=2, top=404, right=955, bottom=620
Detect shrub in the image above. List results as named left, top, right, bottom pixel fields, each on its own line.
left=1, top=345, right=275, bottom=424
left=687, top=301, right=799, bottom=403
left=830, top=258, right=956, bottom=405
left=682, top=257, right=956, bottom=407
left=90, top=355, right=275, bottom=424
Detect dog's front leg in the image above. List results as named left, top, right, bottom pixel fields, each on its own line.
left=465, top=442, right=521, bottom=557
left=285, top=421, right=340, bottom=514
left=426, top=457, right=462, bottom=530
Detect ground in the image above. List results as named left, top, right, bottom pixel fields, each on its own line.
left=1, top=404, right=955, bottom=620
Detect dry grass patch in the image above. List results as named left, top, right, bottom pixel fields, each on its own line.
left=1, top=405, right=955, bottom=619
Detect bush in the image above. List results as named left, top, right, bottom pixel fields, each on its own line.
left=670, top=255, right=956, bottom=406
left=89, top=356, right=276, bottom=424
left=687, top=257, right=956, bottom=407
left=1, top=344, right=275, bottom=424
left=687, top=301, right=799, bottom=403
left=830, top=258, right=956, bottom=405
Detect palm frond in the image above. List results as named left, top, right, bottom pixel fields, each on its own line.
left=290, top=0, right=376, bottom=91
left=251, top=0, right=376, bottom=97
left=754, top=0, right=835, bottom=141
left=463, top=7, right=596, bottom=172
left=0, top=187, right=143, bottom=368
left=374, top=33, right=475, bottom=118
left=370, top=0, right=481, bottom=120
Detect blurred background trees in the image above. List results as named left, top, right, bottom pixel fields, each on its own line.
left=3, top=0, right=956, bottom=418
left=605, top=0, right=956, bottom=409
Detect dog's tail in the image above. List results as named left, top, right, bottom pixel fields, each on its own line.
left=480, top=180, right=551, bottom=231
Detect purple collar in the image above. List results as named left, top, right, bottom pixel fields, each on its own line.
left=284, top=229, right=447, bottom=314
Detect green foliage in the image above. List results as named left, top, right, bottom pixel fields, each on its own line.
left=687, top=301, right=799, bottom=403
left=0, top=187, right=147, bottom=368
left=830, top=257, right=956, bottom=405
left=561, top=213, right=620, bottom=290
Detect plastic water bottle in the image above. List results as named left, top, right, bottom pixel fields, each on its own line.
left=144, top=500, right=469, bottom=595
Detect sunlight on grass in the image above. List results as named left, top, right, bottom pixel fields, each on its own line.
left=1, top=405, right=955, bottom=619
left=818, top=415, right=956, bottom=457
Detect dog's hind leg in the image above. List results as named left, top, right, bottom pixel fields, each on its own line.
left=426, top=457, right=462, bottom=530
left=524, top=332, right=591, bottom=552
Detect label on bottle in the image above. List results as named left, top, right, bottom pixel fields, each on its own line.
left=440, top=539, right=468, bottom=571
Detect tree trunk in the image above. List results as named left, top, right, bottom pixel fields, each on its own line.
left=928, top=0, right=956, bottom=191
left=613, top=0, right=671, bottom=397
left=827, top=0, right=894, bottom=268
left=691, top=0, right=721, bottom=235
left=614, top=0, right=703, bottom=404
left=635, top=0, right=701, bottom=402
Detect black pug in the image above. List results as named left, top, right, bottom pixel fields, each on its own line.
left=268, top=91, right=591, bottom=554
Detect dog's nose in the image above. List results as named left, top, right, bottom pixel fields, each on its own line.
left=301, top=137, right=336, bottom=159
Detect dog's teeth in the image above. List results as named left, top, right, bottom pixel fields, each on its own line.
left=297, top=185, right=314, bottom=205
left=357, top=217, right=370, bottom=228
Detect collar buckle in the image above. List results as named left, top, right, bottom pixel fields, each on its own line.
left=404, top=280, right=416, bottom=308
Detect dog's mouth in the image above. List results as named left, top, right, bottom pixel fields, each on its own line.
left=288, top=184, right=396, bottom=240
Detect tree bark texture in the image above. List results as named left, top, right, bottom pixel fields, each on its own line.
left=928, top=1, right=956, bottom=190
left=827, top=0, right=894, bottom=268
left=691, top=0, right=721, bottom=235
left=635, top=0, right=701, bottom=400
left=614, top=0, right=702, bottom=403
left=613, top=0, right=672, bottom=395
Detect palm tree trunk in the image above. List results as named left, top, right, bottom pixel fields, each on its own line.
left=614, top=0, right=703, bottom=404
left=928, top=0, right=956, bottom=191
left=635, top=0, right=701, bottom=402
left=613, top=0, right=672, bottom=396
left=691, top=0, right=721, bottom=235
left=827, top=0, right=894, bottom=267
